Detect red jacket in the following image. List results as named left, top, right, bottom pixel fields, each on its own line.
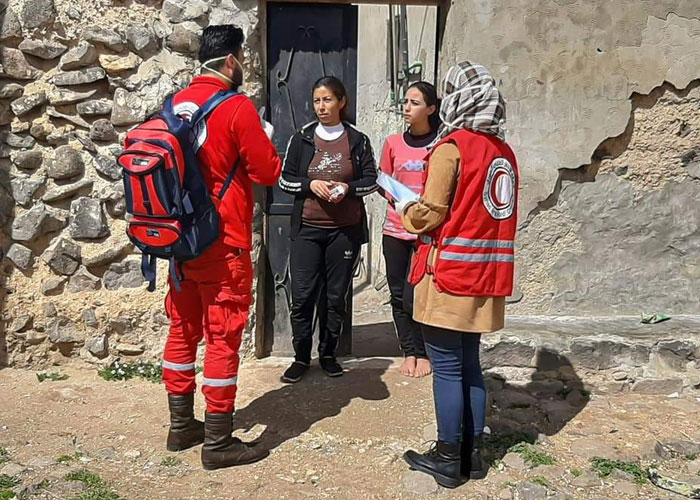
left=408, top=129, right=518, bottom=296
left=173, top=76, right=281, bottom=250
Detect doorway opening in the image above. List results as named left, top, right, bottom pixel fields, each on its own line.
left=263, top=1, right=442, bottom=358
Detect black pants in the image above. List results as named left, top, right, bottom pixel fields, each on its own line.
left=382, top=235, right=426, bottom=358
left=290, top=224, right=361, bottom=364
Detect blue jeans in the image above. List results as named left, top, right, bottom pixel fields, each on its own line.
left=422, top=324, right=486, bottom=445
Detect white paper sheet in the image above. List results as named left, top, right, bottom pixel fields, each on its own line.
left=377, top=172, right=419, bottom=204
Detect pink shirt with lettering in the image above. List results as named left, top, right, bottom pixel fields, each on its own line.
left=379, top=133, right=429, bottom=241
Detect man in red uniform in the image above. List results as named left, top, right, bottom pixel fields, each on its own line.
left=161, top=25, right=281, bottom=470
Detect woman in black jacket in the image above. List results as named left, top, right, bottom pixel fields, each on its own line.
left=278, top=76, right=378, bottom=383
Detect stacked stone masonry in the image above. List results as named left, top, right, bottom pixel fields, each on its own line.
left=0, top=0, right=264, bottom=368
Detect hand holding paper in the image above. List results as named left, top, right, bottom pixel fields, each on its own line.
left=377, top=172, right=420, bottom=206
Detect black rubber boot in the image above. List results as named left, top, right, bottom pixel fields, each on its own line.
left=166, top=393, right=205, bottom=452
left=201, top=412, right=269, bottom=470
left=403, top=441, right=467, bottom=489
left=462, top=434, right=487, bottom=479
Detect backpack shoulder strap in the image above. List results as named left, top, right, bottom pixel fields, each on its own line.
left=190, top=89, right=239, bottom=127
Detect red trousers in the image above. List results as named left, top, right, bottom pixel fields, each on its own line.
left=162, top=241, right=253, bottom=413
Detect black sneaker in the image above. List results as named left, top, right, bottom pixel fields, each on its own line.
left=320, top=357, right=343, bottom=377
left=281, top=361, right=309, bottom=383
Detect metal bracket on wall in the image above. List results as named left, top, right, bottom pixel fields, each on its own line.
left=276, top=25, right=327, bottom=131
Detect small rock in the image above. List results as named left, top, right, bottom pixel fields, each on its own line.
left=0, top=462, right=26, bottom=476
left=59, top=42, right=98, bottom=71
left=4, top=132, right=35, bottom=149
left=23, top=330, right=49, bottom=345
left=517, top=481, right=547, bottom=500
left=43, top=179, right=94, bottom=203
left=10, top=92, right=48, bottom=117
left=30, top=116, right=54, bottom=140
left=18, top=39, right=68, bottom=60
left=7, top=244, right=33, bottom=270
left=19, top=0, right=56, bottom=30
left=502, top=452, right=527, bottom=470
left=83, top=26, right=126, bottom=52
left=109, top=317, right=133, bottom=335
left=631, top=378, right=683, bottom=395
left=0, top=47, right=43, bottom=80
left=67, top=267, right=100, bottom=292
left=53, top=480, right=87, bottom=495
left=163, top=0, right=209, bottom=23
left=0, top=83, right=24, bottom=99
left=530, top=465, right=566, bottom=481
left=166, top=22, right=201, bottom=55
left=11, top=175, right=43, bottom=207
left=46, top=106, right=91, bottom=129
left=86, top=335, right=108, bottom=358
left=48, top=88, right=98, bottom=106
left=124, top=449, right=141, bottom=459
left=70, top=197, right=109, bottom=240
left=687, top=458, right=700, bottom=475
left=12, top=149, right=44, bottom=170
left=0, top=7, right=22, bottom=40
left=10, top=314, right=33, bottom=333
left=42, top=276, right=68, bottom=295
left=401, top=470, right=438, bottom=495
left=90, top=119, right=118, bottom=142
left=99, top=53, right=142, bottom=75
left=77, top=99, right=113, bottom=116
left=94, top=154, right=122, bottom=181
left=27, top=456, right=54, bottom=468
left=42, top=238, right=82, bottom=275
left=125, top=25, right=157, bottom=55
left=571, top=471, right=601, bottom=487
left=82, top=308, right=99, bottom=328
left=48, top=317, right=83, bottom=344
left=117, top=343, right=145, bottom=355
left=103, top=258, right=144, bottom=290
left=43, top=302, right=58, bottom=317
left=96, top=447, right=117, bottom=460
left=111, top=88, right=145, bottom=126
left=82, top=239, right=131, bottom=267
left=52, top=67, right=106, bottom=87
left=11, top=203, right=68, bottom=241
left=67, top=6, right=82, bottom=19
left=565, top=389, right=588, bottom=406
left=659, top=440, right=700, bottom=459
left=48, top=146, right=84, bottom=180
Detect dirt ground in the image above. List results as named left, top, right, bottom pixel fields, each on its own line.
left=1, top=358, right=699, bottom=500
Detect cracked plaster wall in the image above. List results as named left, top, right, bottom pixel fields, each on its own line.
left=439, top=1, right=700, bottom=314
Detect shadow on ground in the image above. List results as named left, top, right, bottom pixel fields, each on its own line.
left=233, top=359, right=392, bottom=451
left=481, top=349, right=590, bottom=465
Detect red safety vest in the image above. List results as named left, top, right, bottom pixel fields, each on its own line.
left=408, top=129, right=518, bottom=296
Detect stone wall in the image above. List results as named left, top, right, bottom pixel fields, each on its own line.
left=0, top=0, right=263, bottom=368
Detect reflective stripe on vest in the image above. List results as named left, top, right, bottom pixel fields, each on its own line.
left=442, top=237, right=514, bottom=249
left=440, top=251, right=515, bottom=263
left=202, top=376, right=238, bottom=387
left=162, top=360, right=195, bottom=371
left=420, top=235, right=433, bottom=244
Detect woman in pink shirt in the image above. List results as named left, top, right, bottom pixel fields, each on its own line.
left=380, top=82, right=440, bottom=378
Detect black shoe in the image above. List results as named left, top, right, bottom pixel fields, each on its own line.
left=319, top=357, right=343, bottom=377
left=462, top=434, right=487, bottom=480
left=403, top=441, right=467, bottom=489
left=281, top=361, right=309, bottom=383
left=201, top=412, right=269, bottom=470
left=166, top=393, right=205, bottom=452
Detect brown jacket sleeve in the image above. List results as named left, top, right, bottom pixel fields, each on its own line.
left=401, top=142, right=460, bottom=234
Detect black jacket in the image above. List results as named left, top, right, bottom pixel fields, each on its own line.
left=278, top=121, right=379, bottom=242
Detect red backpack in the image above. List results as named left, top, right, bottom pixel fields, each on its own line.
left=118, top=90, right=240, bottom=291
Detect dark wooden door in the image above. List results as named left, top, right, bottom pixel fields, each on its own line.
left=264, top=3, right=358, bottom=357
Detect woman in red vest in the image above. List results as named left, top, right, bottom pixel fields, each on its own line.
left=399, top=62, right=518, bottom=488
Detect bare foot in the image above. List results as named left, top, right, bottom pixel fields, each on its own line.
left=413, top=358, right=433, bottom=378
left=399, top=356, right=417, bottom=377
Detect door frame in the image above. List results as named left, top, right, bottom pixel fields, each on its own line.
left=256, top=0, right=448, bottom=357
